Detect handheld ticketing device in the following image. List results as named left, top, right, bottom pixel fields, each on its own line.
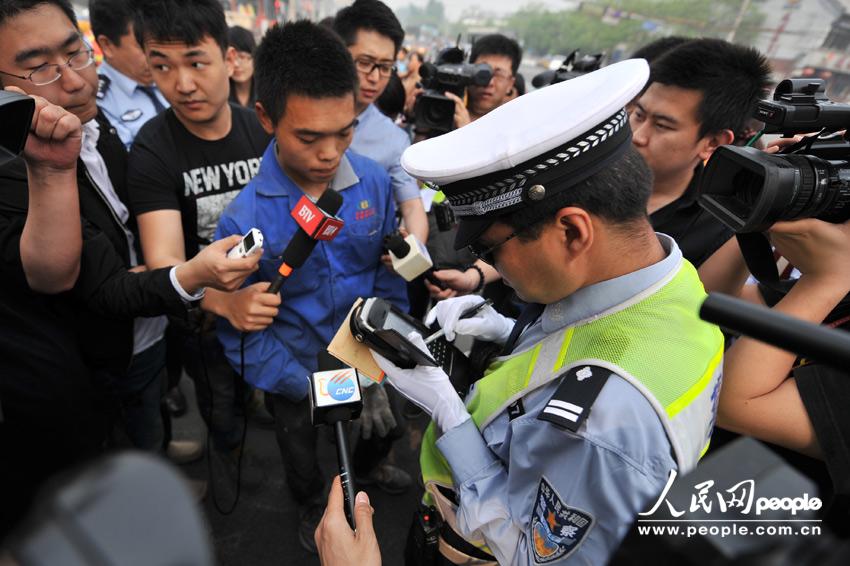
left=350, top=298, right=468, bottom=379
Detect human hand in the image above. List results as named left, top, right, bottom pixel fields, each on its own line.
left=768, top=217, right=850, bottom=289
left=425, top=295, right=513, bottom=344
left=372, top=332, right=470, bottom=432
left=444, top=91, right=471, bottom=129
left=764, top=135, right=805, bottom=155
left=217, top=281, right=281, bottom=332
left=315, top=477, right=381, bottom=566
left=424, top=267, right=478, bottom=299
left=354, top=384, right=396, bottom=440
left=8, top=87, right=82, bottom=173
left=175, top=235, right=260, bottom=293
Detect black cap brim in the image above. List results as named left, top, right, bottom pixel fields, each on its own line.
left=454, top=216, right=497, bottom=250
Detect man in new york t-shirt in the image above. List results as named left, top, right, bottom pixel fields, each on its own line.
left=127, top=2, right=273, bottom=452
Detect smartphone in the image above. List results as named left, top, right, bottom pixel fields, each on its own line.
left=227, top=228, right=264, bottom=259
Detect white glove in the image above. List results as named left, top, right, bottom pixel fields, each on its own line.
left=425, top=295, right=514, bottom=345
left=370, top=332, right=471, bottom=433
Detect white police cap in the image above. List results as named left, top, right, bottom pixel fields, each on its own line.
left=401, top=58, right=649, bottom=249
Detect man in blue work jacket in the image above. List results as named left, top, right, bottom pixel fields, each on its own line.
left=215, top=21, right=408, bottom=554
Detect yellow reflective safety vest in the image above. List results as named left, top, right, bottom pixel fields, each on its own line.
left=420, top=258, right=724, bottom=556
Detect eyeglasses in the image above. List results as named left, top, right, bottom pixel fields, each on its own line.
left=235, top=52, right=253, bottom=65
left=353, top=57, right=395, bottom=78
left=490, top=69, right=513, bottom=83
left=468, top=231, right=519, bottom=266
left=0, top=47, right=95, bottom=86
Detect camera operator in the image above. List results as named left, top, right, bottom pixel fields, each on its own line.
left=334, top=0, right=428, bottom=246
left=630, top=38, right=772, bottom=294
left=447, top=34, right=521, bottom=129
left=419, top=36, right=523, bottom=302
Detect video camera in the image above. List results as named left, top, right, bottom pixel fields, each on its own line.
left=0, top=90, right=35, bottom=166
left=413, top=47, right=493, bottom=135
left=531, top=49, right=605, bottom=89
left=700, top=78, right=850, bottom=233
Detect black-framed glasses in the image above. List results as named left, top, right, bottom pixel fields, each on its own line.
left=468, top=231, right=519, bottom=266
left=353, top=56, right=395, bottom=78
left=0, top=47, right=95, bottom=86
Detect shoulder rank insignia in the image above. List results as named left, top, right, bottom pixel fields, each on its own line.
left=97, top=74, right=110, bottom=100
left=531, top=477, right=594, bottom=563
left=537, top=364, right=610, bottom=432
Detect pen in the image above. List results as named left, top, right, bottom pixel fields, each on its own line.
left=424, top=299, right=494, bottom=345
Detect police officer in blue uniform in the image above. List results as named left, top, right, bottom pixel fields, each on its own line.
left=371, top=59, right=725, bottom=565
left=90, top=0, right=168, bottom=149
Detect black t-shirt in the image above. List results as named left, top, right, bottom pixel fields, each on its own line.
left=127, top=103, right=271, bottom=258
left=650, top=165, right=734, bottom=268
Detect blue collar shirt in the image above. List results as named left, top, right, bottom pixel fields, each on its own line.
left=215, top=142, right=409, bottom=399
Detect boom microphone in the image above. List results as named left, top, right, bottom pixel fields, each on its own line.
left=700, top=293, right=850, bottom=370
left=268, top=190, right=344, bottom=294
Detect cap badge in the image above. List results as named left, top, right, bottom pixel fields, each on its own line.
left=528, top=184, right=546, bottom=201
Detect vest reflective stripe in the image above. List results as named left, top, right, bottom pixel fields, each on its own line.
left=421, top=258, right=723, bottom=501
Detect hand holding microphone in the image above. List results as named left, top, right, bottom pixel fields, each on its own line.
left=269, top=190, right=345, bottom=294
left=308, top=351, right=363, bottom=528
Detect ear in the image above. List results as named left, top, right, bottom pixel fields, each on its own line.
left=254, top=101, right=275, bottom=135
left=697, top=128, right=734, bottom=162
left=506, top=74, right=516, bottom=96
left=224, top=46, right=236, bottom=78
left=554, top=206, right=594, bottom=257
left=97, top=34, right=115, bottom=59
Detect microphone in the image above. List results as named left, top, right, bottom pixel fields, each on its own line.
left=308, top=350, right=363, bottom=529
left=268, top=190, right=344, bottom=294
left=700, top=293, right=850, bottom=370
left=384, top=231, right=446, bottom=288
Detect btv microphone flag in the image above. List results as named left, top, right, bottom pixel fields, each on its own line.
left=269, top=189, right=344, bottom=293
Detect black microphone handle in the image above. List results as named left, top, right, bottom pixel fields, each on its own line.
left=700, top=293, right=850, bottom=370
left=334, top=420, right=357, bottom=530
left=267, top=275, right=285, bottom=295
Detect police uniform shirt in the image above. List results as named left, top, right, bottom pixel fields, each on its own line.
left=97, top=61, right=169, bottom=150
left=434, top=235, right=682, bottom=565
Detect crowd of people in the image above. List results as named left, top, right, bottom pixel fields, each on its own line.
left=0, top=0, right=848, bottom=564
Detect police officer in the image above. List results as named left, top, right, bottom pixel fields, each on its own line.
left=90, top=0, right=168, bottom=149
left=370, top=59, right=725, bottom=564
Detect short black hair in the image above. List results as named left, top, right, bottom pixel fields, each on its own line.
left=648, top=38, right=771, bottom=139
left=228, top=25, right=255, bottom=55
left=470, top=34, right=522, bottom=75
left=631, top=36, right=691, bottom=63
left=0, top=0, right=76, bottom=29
left=375, top=70, right=404, bottom=119
left=502, top=145, right=653, bottom=239
left=254, top=20, right=357, bottom=125
left=333, top=0, right=404, bottom=55
left=89, top=0, right=135, bottom=46
left=133, top=0, right=228, bottom=53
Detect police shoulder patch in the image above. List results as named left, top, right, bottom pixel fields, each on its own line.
left=531, top=477, right=594, bottom=563
left=97, top=74, right=110, bottom=100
